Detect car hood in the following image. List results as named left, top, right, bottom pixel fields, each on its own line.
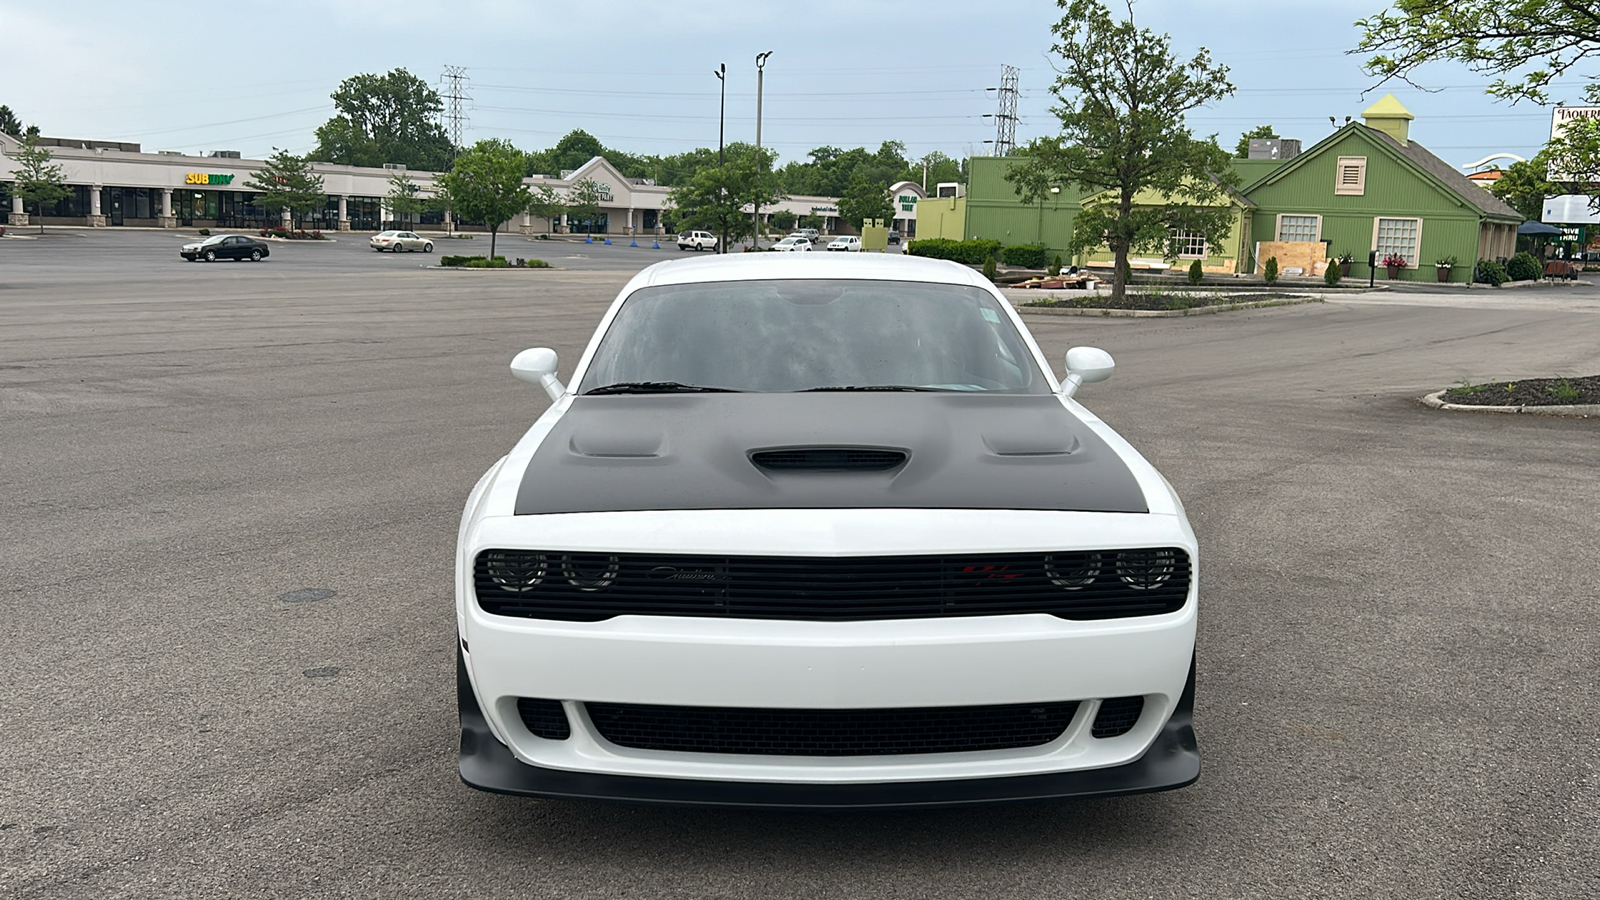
left=514, top=393, right=1147, bottom=515
left=182, top=242, right=204, bottom=250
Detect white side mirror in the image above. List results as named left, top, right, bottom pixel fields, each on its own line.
left=510, top=348, right=566, bottom=401
left=1061, top=346, right=1115, bottom=398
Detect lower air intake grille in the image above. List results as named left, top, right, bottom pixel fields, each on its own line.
left=1091, top=696, right=1145, bottom=738
left=516, top=698, right=571, bottom=740
left=584, top=700, right=1079, bottom=756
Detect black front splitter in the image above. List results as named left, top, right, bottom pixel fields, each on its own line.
left=457, top=649, right=1199, bottom=810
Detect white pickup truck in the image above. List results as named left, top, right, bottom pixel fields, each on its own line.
left=677, top=230, right=718, bottom=251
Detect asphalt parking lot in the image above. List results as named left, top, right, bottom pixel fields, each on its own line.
left=2, top=232, right=1597, bottom=899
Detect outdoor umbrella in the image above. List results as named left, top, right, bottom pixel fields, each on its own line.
left=1517, top=221, right=1564, bottom=235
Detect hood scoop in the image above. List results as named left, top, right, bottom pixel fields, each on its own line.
left=750, top=447, right=908, bottom=472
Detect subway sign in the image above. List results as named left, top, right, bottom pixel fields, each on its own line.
left=185, top=173, right=235, bottom=185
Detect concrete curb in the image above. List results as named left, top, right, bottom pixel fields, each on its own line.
left=1015, top=296, right=1321, bottom=318
left=423, top=265, right=560, bottom=271
left=1420, top=390, right=1600, bottom=417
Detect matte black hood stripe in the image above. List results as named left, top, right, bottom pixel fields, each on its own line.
left=514, top=394, right=1147, bottom=515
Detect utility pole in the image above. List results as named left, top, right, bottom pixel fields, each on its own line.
left=440, top=65, right=470, bottom=235
left=984, top=64, right=1019, bottom=156
left=440, top=65, right=470, bottom=154
left=715, top=62, right=726, bottom=254
left=753, top=50, right=772, bottom=249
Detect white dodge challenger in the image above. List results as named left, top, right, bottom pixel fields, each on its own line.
left=456, top=253, right=1199, bottom=807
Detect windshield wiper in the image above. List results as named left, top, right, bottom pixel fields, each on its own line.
left=585, top=381, right=743, bottom=395
left=803, top=384, right=950, bottom=392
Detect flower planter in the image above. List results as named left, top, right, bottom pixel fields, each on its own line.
left=1339, top=262, right=1351, bottom=277
left=1435, top=266, right=1453, bottom=283
left=1386, top=265, right=1401, bottom=280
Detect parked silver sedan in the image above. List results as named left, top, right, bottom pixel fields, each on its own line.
left=370, top=230, right=434, bottom=253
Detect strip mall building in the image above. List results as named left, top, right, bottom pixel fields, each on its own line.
left=0, top=134, right=847, bottom=235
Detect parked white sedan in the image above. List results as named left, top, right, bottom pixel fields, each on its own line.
left=770, top=236, right=813, bottom=252
left=455, top=253, right=1200, bottom=808
left=827, top=235, right=863, bottom=252
left=370, top=230, right=433, bottom=253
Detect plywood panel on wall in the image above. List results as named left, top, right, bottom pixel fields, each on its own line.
left=1255, top=240, right=1329, bottom=275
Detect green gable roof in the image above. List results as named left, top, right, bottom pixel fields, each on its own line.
left=1246, top=124, right=1523, bottom=222
left=1231, top=157, right=1287, bottom=191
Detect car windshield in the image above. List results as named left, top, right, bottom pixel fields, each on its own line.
left=201, top=236, right=227, bottom=245
left=378, top=231, right=397, bottom=237
left=579, top=279, right=1049, bottom=394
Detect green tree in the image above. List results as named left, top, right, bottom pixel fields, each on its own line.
left=838, top=170, right=894, bottom=229
left=0, top=104, right=34, bottom=138
left=918, top=151, right=965, bottom=190
left=770, top=209, right=797, bottom=231
left=386, top=172, right=427, bottom=230
left=524, top=130, right=655, bottom=181
left=244, top=149, right=326, bottom=229
left=1357, top=0, right=1600, bottom=105
left=310, top=69, right=454, bottom=171
left=1234, top=125, right=1278, bottom=158
left=8, top=133, right=68, bottom=233
left=566, top=179, right=607, bottom=234
left=526, top=183, right=567, bottom=233
left=667, top=146, right=782, bottom=252
left=434, top=138, right=532, bottom=260
left=1006, top=0, right=1238, bottom=303
left=1489, top=155, right=1556, bottom=220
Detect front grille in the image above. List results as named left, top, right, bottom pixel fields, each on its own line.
left=750, top=447, right=907, bottom=471
left=584, top=701, right=1080, bottom=756
left=475, top=548, right=1190, bottom=622
left=1091, top=696, right=1145, bottom=738
left=516, top=698, right=571, bottom=740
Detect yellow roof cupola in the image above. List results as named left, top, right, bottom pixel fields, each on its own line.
left=1362, top=93, right=1414, bottom=146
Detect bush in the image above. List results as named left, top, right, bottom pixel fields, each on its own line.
left=999, top=243, right=1050, bottom=268
left=440, top=255, right=548, bottom=269
left=1475, top=259, right=1509, bottom=286
left=197, top=228, right=210, bottom=236
left=1048, top=254, right=1063, bottom=277
left=981, top=257, right=997, bottom=282
left=1187, top=259, right=1204, bottom=285
left=906, top=237, right=1003, bottom=266
left=1324, top=261, right=1343, bottom=286
left=1263, top=256, right=1279, bottom=285
left=1505, top=251, right=1541, bottom=282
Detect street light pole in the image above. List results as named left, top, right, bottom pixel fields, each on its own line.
left=753, top=50, right=772, bottom=249
left=715, top=62, right=726, bottom=254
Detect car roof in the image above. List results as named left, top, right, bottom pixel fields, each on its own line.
left=624, top=251, right=989, bottom=291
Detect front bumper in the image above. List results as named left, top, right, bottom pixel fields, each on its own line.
left=459, top=647, right=1198, bottom=808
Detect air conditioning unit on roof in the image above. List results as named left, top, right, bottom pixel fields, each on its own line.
left=383, top=163, right=407, bottom=171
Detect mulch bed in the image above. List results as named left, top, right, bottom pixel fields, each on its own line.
left=1442, top=375, right=1600, bottom=406
left=1022, top=292, right=1302, bottom=311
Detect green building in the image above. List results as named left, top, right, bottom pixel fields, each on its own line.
left=923, top=95, right=1523, bottom=283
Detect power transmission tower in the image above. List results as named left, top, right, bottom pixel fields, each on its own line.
left=991, top=64, right=1019, bottom=156
left=440, top=65, right=470, bottom=152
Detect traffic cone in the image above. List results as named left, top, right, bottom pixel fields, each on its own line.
left=652, top=240, right=661, bottom=249
left=629, top=239, right=638, bottom=247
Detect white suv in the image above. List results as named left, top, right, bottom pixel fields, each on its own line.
left=677, top=231, right=718, bottom=251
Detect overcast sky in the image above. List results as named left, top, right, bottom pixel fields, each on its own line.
left=0, top=0, right=1577, bottom=172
